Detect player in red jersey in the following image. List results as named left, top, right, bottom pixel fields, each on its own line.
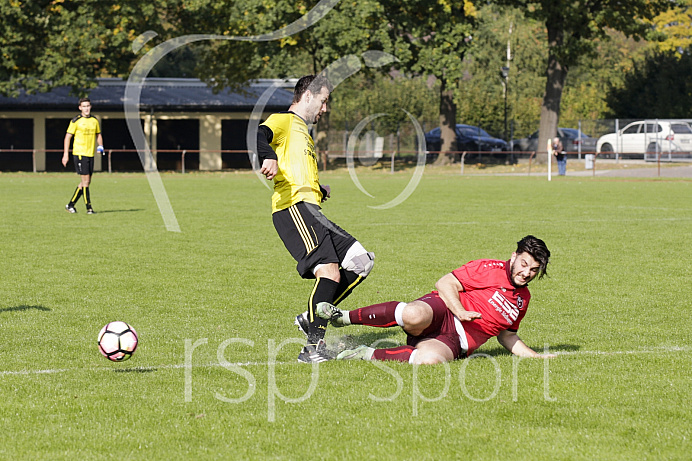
left=316, top=235, right=555, bottom=364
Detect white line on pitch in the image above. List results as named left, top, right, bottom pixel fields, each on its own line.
left=1, top=346, right=689, bottom=377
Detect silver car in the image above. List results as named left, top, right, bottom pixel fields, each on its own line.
left=512, top=128, right=597, bottom=153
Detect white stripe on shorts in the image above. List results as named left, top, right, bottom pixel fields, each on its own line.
left=453, top=317, right=469, bottom=354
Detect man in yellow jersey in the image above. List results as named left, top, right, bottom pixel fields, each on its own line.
left=257, top=75, right=375, bottom=363
left=62, top=97, right=104, bottom=214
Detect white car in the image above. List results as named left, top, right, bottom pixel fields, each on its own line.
left=597, top=121, right=692, bottom=156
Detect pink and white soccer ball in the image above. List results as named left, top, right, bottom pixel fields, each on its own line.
left=98, top=321, right=138, bottom=362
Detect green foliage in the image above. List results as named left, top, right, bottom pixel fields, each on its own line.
left=648, top=0, right=692, bottom=54
left=504, top=0, right=671, bottom=67
left=488, top=0, right=672, bottom=157
left=149, top=46, right=203, bottom=78
left=606, top=50, right=692, bottom=118
left=561, top=30, right=649, bottom=121
left=329, top=72, right=439, bottom=131
left=1, top=0, right=690, bottom=125
left=0, top=0, right=166, bottom=96
left=378, top=0, right=477, bottom=85
left=187, top=0, right=392, bottom=90
left=454, top=5, right=547, bottom=136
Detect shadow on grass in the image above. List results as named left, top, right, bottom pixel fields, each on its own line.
left=0, top=305, right=51, bottom=314
left=113, top=367, right=157, bottom=373
left=326, top=330, right=402, bottom=352
left=93, top=208, right=144, bottom=214
left=327, top=332, right=580, bottom=358
left=474, top=344, right=581, bottom=357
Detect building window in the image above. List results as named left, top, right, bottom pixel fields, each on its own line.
left=222, top=119, right=251, bottom=169
left=0, top=119, right=33, bottom=171
left=156, top=119, right=199, bottom=171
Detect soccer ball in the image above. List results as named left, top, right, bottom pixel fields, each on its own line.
left=98, top=321, right=138, bottom=362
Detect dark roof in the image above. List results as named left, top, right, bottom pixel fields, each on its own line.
left=0, top=78, right=296, bottom=112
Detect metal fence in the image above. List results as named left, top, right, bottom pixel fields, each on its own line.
left=2, top=118, right=692, bottom=173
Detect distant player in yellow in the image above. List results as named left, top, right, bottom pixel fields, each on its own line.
left=62, top=97, right=104, bottom=214
left=257, top=75, right=375, bottom=363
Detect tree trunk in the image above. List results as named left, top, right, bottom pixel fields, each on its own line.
left=433, top=79, right=457, bottom=166
left=315, top=110, right=330, bottom=170
left=536, top=20, right=568, bottom=164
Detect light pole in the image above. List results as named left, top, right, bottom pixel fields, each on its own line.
left=502, top=22, right=513, bottom=151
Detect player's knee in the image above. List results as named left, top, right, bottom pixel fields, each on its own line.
left=401, top=302, right=432, bottom=331
left=410, top=350, right=447, bottom=365
left=313, top=263, right=341, bottom=283
left=341, top=241, right=375, bottom=277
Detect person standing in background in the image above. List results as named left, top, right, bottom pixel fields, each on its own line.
left=551, top=137, right=567, bottom=176
left=63, top=97, right=103, bottom=214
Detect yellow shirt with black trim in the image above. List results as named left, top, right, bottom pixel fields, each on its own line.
left=67, top=115, right=101, bottom=157
left=260, top=112, right=323, bottom=213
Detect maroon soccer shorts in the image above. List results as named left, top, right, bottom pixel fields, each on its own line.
left=407, top=292, right=467, bottom=359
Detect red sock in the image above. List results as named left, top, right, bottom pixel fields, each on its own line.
left=349, top=301, right=400, bottom=327
left=372, top=345, right=415, bottom=362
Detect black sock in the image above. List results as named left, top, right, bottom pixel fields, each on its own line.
left=84, top=186, right=91, bottom=209
left=306, top=277, right=339, bottom=345
left=69, top=187, right=83, bottom=206
left=333, top=269, right=365, bottom=306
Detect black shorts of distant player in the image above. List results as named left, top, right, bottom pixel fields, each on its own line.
left=73, top=156, right=94, bottom=176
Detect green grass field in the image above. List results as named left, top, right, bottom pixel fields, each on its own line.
left=1, top=168, right=690, bottom=460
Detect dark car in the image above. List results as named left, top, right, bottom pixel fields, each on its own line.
left=425, top=124, right=509, bottom=154
left=512, top=128, right=597, bottom=153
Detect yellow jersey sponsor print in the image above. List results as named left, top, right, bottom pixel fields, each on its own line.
left=261, top=113, right=323, bottom=213
left=67, top=115, right=101, bottom=157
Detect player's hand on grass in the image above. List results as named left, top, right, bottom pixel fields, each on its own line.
left=320, top=184, right=331, bottom=202
left=260, top=159, right=278, bottom=180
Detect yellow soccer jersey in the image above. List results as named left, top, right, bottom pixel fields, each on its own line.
left=67, top=115, right=101, bottom=157
left=261, top=112, right=323, bottom=212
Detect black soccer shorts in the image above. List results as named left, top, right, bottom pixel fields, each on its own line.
left=272, top=201, right=357, bottom=279
left=73, top=155, right=94, bottom=176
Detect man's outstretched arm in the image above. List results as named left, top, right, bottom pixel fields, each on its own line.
left=497, top=330, right=555, bottom=358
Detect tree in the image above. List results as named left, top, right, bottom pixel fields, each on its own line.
left=377, top=0, right=477, bottom=165
left=560, top=29, right=649, bottom=123
left=456, top=4, right=547, bottom=139
left=0, top=0, right=169, bottom=96
left=494, top=0, right=671, bottom=162
left=184, top=0, right=395, bottom=165
left=648, top=0, right=692, bottom=54
left=606, top=51, right=692, bottom=118
left=601, top=0, right=692, bottom=118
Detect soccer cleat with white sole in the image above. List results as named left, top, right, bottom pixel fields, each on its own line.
left=336, top=345, right=374, bottom=361
left=297, top=339, right=332, bottom=363
left=65, top=204, right=77, bottom=213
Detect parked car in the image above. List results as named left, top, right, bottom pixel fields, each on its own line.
left=596, top=120, right=692, bottom=156
left=424, top=124, right=508, bottom=154
left=512, top=128, right=597, bottom=153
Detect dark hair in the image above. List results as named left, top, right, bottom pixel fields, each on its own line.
left=292, top=74, right=332, bottom=104
left=78, top=97, right=91, bottom=105
left=516, top=235, right=550, bottom=279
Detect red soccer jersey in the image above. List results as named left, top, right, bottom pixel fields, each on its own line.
left=452, top=259, right=531, bottom=354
